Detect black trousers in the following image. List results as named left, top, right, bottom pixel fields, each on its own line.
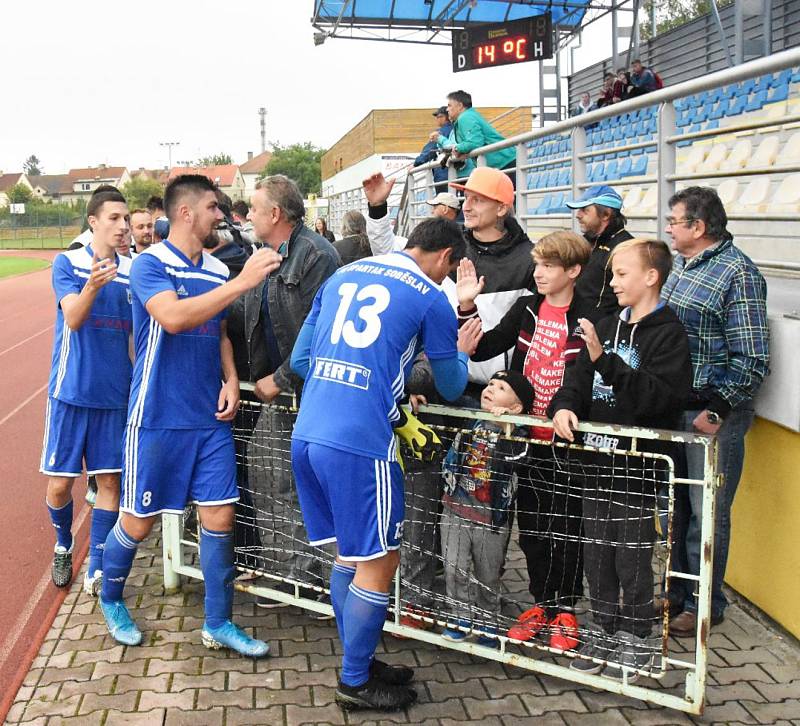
left=517, top=445, right=584, bottom=614
left=580, top=457, right=663, bottom=638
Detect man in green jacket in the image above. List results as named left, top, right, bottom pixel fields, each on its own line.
left=433, top=90, right=517, bottom=178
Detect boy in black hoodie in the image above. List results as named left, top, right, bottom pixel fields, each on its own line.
left=457, top=230, right=597, bottom=650
left=548, top=238, right=691, bottom=681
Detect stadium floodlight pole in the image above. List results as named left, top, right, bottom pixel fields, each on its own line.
left=259, top=108, right=267, bottom=153
left=159, top=141, right=180, bottom=170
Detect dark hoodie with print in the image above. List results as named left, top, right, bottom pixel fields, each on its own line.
left=547, top=303, right=692, bottom=457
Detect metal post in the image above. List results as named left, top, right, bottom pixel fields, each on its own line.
left=611, top=0, right=619, bottom=72
left=734, top=0, right=744, bottom=65
left=650, top=0, right=657, bottom=40
left=555, top=40, right=563, bottom=120
left=763, top=0, right=772, bottom=58
left=656, top=100, right=677, bottom=240
left=259, top=107, right=267, bottom=153
left=710, top=0, right=734, bottom=68
left=161, top=513, right=183, bottom=592
left=538, top=60, right=546, bottom=128
left=570, top=124, right=586, bottom=236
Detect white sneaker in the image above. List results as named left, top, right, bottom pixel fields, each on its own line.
left=83, top=569, right=102, bottom=597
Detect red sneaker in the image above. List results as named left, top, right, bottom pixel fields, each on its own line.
left=549, top=611, right=579, bottom=652
left=507, top=606, right=548, bottom=641
left=392, top=608, right=433, bottom=640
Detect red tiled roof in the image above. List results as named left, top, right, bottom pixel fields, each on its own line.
left=0, top=173, right=24, bottom=192
left=239, top=151, right=273, bottom=174
left=68, top=166, right=127, bottom=181
left=168, top=165, right=241, bottom=187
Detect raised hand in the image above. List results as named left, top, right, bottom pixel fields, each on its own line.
left=455, top=258, right=485, bottom=308
left=458, top=317, right=483, bottom=356
left=362, top=173, right=396, bottom=207
left=238, top=247, right=282, bottom=290
left=87, top=254, right=118, bottom=292
left=577, top=317, right=603, bottom=362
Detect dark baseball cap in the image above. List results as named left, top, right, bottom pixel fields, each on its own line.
left=490, top=370, right=534, bottom=414
left=433, top=106, right=448, bottom=117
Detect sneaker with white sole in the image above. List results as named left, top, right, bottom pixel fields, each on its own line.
left=99, top=598, right=143, bottom=646
left=569, top=629, right=615, bottom=674
left=201, top=620, right=270, bottom=658
left=83, top=569, right=102, bottom=597
left=602, top=631, right=655, bottom=682
left=51, top=544, right=73, bottom=588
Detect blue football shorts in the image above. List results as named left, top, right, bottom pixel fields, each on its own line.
left=40, top=397, right=126, bottom=477
left=120, top=425, right=237, bottom=518
left=291, top=439, right=405, bottom=561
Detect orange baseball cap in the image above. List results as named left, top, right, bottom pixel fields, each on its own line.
left=450, top=167, right=514, bottom=206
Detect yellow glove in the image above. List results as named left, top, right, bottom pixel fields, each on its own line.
left=393, top=406, right=442, bottom=463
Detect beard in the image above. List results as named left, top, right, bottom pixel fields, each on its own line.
left=202, top=229, right=220, bottom=249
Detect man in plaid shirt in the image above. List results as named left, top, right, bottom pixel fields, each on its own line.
left=661, top=186, right=769, bottom=637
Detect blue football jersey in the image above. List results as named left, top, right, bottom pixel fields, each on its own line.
left=48, top=245, right=133, bottom=409
left=292, top=252, right=458, bottom=461
left=127, top=241, right=230, bottom=430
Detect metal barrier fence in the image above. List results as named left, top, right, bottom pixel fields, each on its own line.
left=0, top=209, right=82, bottom=250
left=162, top=398, right=719, bottom=715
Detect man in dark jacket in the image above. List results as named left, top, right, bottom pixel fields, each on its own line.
left=549, top=238, right=691, bottom=682
left=415, top=106, right=453, bottom=188
left=566, top=185, right=633, bottom=316
left=240, top=174, right=340, bottom=602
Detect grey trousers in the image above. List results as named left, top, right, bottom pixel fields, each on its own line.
left=248, top=407, right=333, bottom=585
left=440, top=508, right=509, bottom=624
left=400, top=462, right=442, bottom=609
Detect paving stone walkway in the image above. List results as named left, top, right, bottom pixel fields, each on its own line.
left=7, top=524, right=800, bottom=726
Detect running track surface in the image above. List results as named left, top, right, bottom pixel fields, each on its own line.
left=0, top=251, right=92, bottom=713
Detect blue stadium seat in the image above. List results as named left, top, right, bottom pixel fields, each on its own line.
left=590, top=162, right=606, bottom=182
left=753, top=75, right=771, bottom=93
left=630, top=155, right=648, bottom=176
left=535, top=195, right=552, bottom=215
left=535, top=173, right=548, bottom=189
left=738, top=79, right=755, bottom=96
left=689, top=106, right=709, bottom=124
left=768, top=83, right=790, bottom=103
left=601, top=129, right=613, bottom=144
left=791, top=66, right=800, bottom=83
left=727, top=95, right=748, bottom=116
left=676, top=110, right=691, bottom=127
left=617, top=157, right=633, bottom=178
left=604, top=159, right=619, bottom=180
left=705, top=119, right=720, bottom=131
left=545, top=170, right=559, bottom=187
left=548, top=192, right=570, bottom=214
left=722, top=83, right=739, bottom=99
left=745, top=89, right=768, bottom=112
left=557, top=168, right=570, bottom=186
left=771, top=69, right=792, bottom=88
left=708, top=101, right=727, bottom=121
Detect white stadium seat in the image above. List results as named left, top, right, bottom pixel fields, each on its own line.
left=782, top=132, right=800, bottom=163
left=767, top=173, right=800, bottom=213
left=736, top=177, right=771, bottom=212
left=697, top=143, right=729, bottom=173
left=679, top=145, right=709, bottom=173
left=746, top=136, right=780, bottom=168
left=720, top=139, right=752, bottom=171
left=621, top=186, right=643, bottom=210
left=717, top=179, right=740, bottom=207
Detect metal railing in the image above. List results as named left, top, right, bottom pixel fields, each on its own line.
left=162, top=397, right=720, bottom=715
left=326, top=47, right=800, bottom=275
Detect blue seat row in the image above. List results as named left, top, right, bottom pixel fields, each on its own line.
left=531, top=192, right=570, bottom=215
left=586, top=155, right=649, bottom=183
left=526, top=167, right=571, bottom=190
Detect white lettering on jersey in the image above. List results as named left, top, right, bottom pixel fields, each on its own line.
left=313, top=357, right=372, bottom=390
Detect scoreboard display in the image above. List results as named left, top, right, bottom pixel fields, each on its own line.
left=452, top=14, right=553, bottom=73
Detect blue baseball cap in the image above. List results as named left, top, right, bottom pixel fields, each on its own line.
left=566, top=185, right=623, bottom=210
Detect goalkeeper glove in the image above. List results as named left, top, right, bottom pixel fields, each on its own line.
left=393, top=406, right=442, bottom=463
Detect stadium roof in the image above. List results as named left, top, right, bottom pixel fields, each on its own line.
left=312, top=0, right=599, bottom=44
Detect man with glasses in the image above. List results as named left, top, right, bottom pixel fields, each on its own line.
left=661, top=186, right=769, bottom=638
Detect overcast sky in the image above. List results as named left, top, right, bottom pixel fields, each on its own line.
left=0, top=1, right=611, bottom=174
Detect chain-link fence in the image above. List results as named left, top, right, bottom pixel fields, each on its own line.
left=0, top=208, right=83, bottom=250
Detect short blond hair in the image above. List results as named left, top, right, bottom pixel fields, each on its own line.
left=609, top=237, right=673, bottom=287
left=533, top=230, right=592, bottom=269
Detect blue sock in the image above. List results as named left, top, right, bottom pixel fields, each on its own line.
left=47, top=498, right=73, bottom=550
left=88, top=508, right=117, bottom=575
left=100, top=521, right=140, bottom=602
left=341, top=583, right=390, bottom=687
left=330, top=562, right=356, bottom=643
left=200, top=526, right=234, bottom=630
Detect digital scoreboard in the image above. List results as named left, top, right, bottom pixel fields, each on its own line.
left=451, top=14, right=553, bottom=73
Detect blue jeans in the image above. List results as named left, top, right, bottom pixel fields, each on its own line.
left=674, top=405, right=755, bottom=618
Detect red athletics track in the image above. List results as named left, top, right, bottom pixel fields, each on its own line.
left=0, top=251, right=92, bottom=720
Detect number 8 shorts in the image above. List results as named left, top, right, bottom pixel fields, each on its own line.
left=291, top=439, right=405, bottom=561
left=121, top=425, right=238, bottom=517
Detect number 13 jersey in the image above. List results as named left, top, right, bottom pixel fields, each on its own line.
left=292, top=252, right=458, bottom=462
